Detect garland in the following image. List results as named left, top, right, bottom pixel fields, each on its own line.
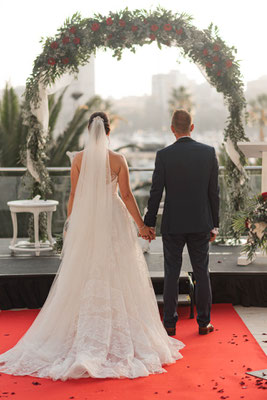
left=23, top=8, right=248, bottom=239
left=233, top=192, right=267, bottom=260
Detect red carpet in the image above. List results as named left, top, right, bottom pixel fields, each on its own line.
left=0, top=304, right=266, bottom=400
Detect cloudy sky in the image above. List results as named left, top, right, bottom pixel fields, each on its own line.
left=1, top=0, right=266, bottom=98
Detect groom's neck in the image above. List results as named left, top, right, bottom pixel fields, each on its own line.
left=174, top=132, right=191, bottom=140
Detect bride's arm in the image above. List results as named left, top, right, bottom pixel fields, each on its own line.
left=118, top=155, right=154, bottom=238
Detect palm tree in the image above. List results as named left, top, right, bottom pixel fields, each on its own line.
left=47, top=94, right=119, bottom=166
left=248, top=94, right=267, bottom=142
left=0, top=84, right=120, bottom=168
left=0, top=84, right=28, bottom=167
left=168, top=85, right=194, bottom=115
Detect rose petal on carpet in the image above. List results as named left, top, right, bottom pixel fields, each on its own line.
left=0, top=304, right=266, bottom=400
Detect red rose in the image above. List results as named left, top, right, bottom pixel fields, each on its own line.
left=62, top=57, right=69, bottom=64
left=107, top=33, right=113, bottom=40
left=50, top=41, right=58, bottom=49
left=213, top=55, right=219, bottom=62
left=62, top=36, right=70, bottom=44
left=48, top=57, right=56, bottom=65
left=261, top=192, right=267, bottom=201
left=119, top=19, right=126, bottom=27
left=131, top=25, right=138, bottom=32
left=217, top=70, right=222, bottom=76
left=149, top=34, right=156, bottom=41
left=91, top=23, right=100, bottom=32
left=245, top=218, right=249, bottom=229
left=164, top=24, right=172, bottom=31
left=175, top=28, right=183, bottom=35
left=106, top=17, right=113, bottom=26
left=206, top=62, right=212, bottom=68
left=203, top=48, right=208, bottom=56
left=213, top=44, right=220, bottom=51
left=73, top=37, right=80, bottom=44
left=151, top=24, right=159, bottom=32
left=226, top=59, right=233, bottom=68
left=69, top=27, right=76, bottom=34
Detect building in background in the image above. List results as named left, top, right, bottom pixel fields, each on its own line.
left=151, top=70, right=195, bottom=131
left=54, top=58, right=95, bottom=137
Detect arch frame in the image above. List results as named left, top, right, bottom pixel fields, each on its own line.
left=23, top=8, right=249, bottom=239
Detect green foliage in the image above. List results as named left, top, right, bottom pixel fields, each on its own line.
left=232, top=193, right=267, bottom=260
left=0, top=84, right=28, bottom=167
left=47, top=94, right=114, bottom=166
left=217, top=144, right=228, bottom=167
left=53, top=233, right=63, bottom=254
left=48, top=87, right=68, bottom=140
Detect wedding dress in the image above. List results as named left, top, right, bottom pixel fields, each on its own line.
left=0, top=117, right=184, bottom=381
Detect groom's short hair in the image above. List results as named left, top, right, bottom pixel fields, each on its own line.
left=172, top=109, right=192, bottom=133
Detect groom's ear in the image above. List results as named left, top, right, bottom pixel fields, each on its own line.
left=171, top=125, right=175, bottom=134
left=190, top=124, right=194, bottom=132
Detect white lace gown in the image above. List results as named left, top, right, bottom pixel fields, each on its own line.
left=0, top=173, right=184, bottom=381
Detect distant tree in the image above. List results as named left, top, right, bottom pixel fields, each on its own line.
left=248, top=94, right=267, bottom=142
left=47, top=94, right=117, bottom=166
left=0, top=84, right=28, bottom=167
left=0, top=84, right=120, bottom=168
left=168, top=85, right=194, bottom=114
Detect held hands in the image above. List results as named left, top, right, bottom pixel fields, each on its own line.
left=138, top=225, right=156, bottom=242
left=210, top=228, right=219, bottom=242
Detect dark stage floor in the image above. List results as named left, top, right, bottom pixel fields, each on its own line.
left=0, top=238, right=266, bottom=275
left=0, top=238, right=266, bottom=309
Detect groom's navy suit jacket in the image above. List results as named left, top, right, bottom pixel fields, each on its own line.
left=144, top=137, right=220, bottom=233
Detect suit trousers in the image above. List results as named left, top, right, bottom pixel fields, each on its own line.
left=162, top=232, right=212, bottom=328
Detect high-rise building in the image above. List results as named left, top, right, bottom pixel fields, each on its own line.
left=151, top=70, right=195, bottom=130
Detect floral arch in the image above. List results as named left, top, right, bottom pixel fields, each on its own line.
left=23, top=8, right=249, bottom=237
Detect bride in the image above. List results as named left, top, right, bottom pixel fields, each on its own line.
left=0, top=112, right=184, bottom=381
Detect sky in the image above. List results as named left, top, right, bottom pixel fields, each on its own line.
left=0, top=0, right=267, bottom=98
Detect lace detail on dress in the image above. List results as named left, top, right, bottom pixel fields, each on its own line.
left=0, top=161, right=184, bottom=381
left=110, top=170, right=118, bottom=182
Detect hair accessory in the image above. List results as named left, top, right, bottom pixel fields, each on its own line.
left=92, top=116, right=103, bottom=122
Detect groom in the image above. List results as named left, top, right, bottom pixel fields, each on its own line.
left=144, top=109, right=219, bottom=336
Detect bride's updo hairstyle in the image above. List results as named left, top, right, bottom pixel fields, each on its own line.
left=88, top=112, right=110, bottom=135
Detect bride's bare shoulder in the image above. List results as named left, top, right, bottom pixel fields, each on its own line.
left=108, top=150, right=125, bottom=163
left=108, top=150, right=127, bottom=175
left=72, top=150, right=84, bottom=167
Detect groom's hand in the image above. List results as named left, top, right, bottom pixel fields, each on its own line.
left=210, top=228, right=219, bottom=242
left=139, top=225, right=155, bottom=242
left=210, top=232, right=216, bottom=242
left=148, top=227, right=156, bottom=241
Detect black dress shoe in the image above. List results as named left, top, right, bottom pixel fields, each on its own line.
left=165, top=326, right=176, bottom=336
left=199, top=323, right=214, bottom=335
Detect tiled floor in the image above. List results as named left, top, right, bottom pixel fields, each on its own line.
left=234, top=306, right=267, bottom=355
